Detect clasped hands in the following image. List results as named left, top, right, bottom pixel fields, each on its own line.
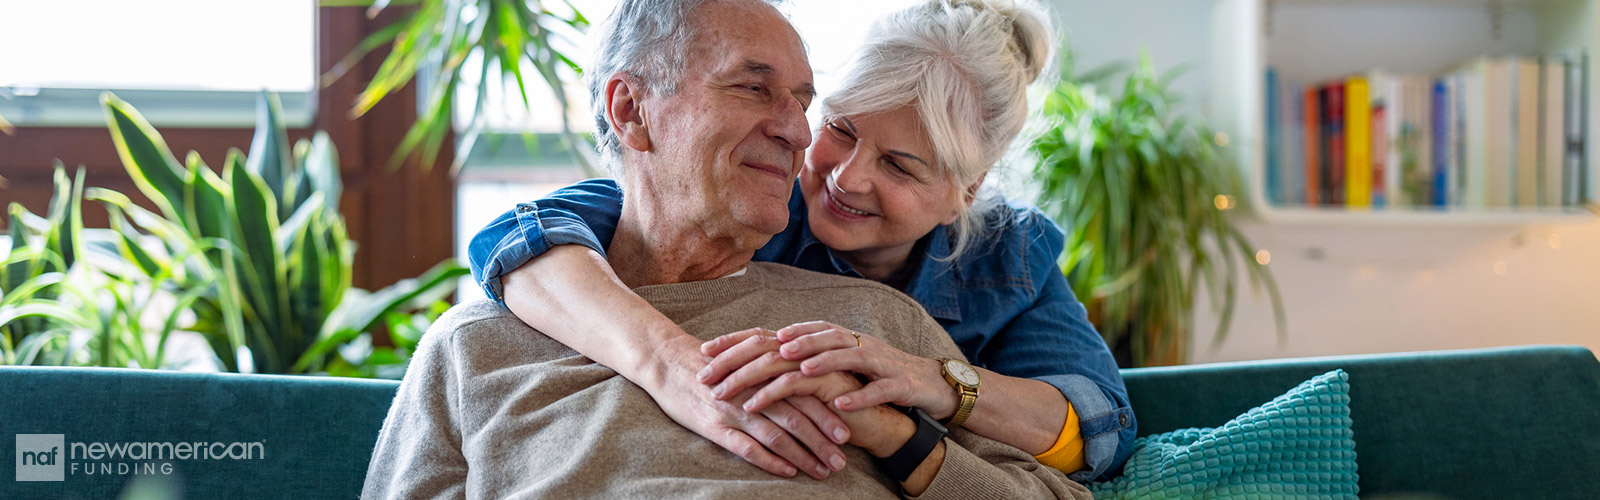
left=686, top=321, right=957, bottom=479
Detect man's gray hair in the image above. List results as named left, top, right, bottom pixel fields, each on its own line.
left=587, top=0, right=786, bottom=178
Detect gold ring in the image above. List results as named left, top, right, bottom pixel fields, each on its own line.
left=851, top=331, right=862, bottom=348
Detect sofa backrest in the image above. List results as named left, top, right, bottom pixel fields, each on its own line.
left=1120, top=345, right=1600, bottom=500
left=0, top=366, right=400, bottom=499
left=5, top=345, right=1596, bottom=499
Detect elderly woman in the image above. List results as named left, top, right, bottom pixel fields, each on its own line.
left=469, top=0, right=1135, bottom=484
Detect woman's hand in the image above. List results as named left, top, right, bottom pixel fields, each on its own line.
left=700, top=321, right=958, bottom=421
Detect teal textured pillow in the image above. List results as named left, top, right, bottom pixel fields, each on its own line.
left=1090, top=369, right=1358, bottom=499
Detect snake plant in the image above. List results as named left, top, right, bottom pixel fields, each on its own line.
left=0, top=92, right=466, bottom=377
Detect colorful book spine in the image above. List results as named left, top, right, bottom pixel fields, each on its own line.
left=1565, top=54, right=1587, bottom=206
left=1330, top=82, right=1347, bottom=205
left=1452, top=72, right=1467, bottom=207
left=1432, top=79, right=1450, bottom=207
left=1284, top=79, right=1306, bottom=205
left=1305, top=86, right=1322, bottom=206
left=1372, top=103, right=1388, bottom=207
left=1346, top=77, right=1372, bottom=207
left=1515, top=59, right=1541, bottom=207
left=1396, top=77, right=1426, bottom=205
left=1321, top=85, right=1334, bottom=205
left=1265, top=69, right=1282, bottom=205
left=1540, top=57, right=1565, bottom=206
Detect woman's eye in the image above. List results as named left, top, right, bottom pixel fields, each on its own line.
left=826, top=123, right=854, bottom=140
left=886, top=159, right=912, bottom=177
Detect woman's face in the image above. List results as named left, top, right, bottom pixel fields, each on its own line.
left=800, top=106, right=968, bottom=260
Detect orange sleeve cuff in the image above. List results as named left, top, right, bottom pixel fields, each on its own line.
left=1032, top=403, right=1087, bottom=473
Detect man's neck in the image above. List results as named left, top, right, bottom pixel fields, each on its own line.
left=608, top=202, right=761, bottom=288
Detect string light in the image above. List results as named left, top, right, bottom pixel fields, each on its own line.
left=1214, top=195, right=1236, bottom=211
left=1213, top=131, right=1230, bottom=147
left=1255, top=249, right=1271, bottom=265
left=1493, top=260, right=1508, bottom=276
left=1549, top=233, right=1562, bottom=250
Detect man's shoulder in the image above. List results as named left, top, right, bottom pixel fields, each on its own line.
left=419, top=300, right=577, bottom=369
left=429, top=300, right=528, bottom=339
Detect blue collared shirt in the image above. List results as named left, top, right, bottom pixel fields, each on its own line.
left=468, top=179, right=1135, bottom=481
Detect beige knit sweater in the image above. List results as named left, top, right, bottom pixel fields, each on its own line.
left=361, top=262, right=1091, bottom=500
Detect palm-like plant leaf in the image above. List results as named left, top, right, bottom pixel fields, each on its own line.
left=323, top=0, right=590, bottom=172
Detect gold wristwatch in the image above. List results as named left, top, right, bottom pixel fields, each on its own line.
left=936, top=357, right=980, bottom=428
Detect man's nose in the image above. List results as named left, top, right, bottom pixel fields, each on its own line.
left=767, top=89, right=812, bottom=151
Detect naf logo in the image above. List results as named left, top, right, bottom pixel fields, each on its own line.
left=16, top=434, right=65, bottom=482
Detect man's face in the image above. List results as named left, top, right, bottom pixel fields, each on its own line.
left=634, top=0, right=815, bottom=241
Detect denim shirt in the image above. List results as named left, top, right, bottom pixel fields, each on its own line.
left=468, top=179, right=1136, bottom=481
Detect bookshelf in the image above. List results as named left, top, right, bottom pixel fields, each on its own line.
left=1210, top=0, right=1600, bottom=226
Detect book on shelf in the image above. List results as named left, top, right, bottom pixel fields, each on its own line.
left=1329, top=82, right=1346, bottom=206
left=1263, top=52, right=1587, bottom=212
left=1345, top=77, right=1372, bottom=208
left=1282, top=77, right=1306, bottom=205
left=1515, top=58, right=1541, bottom=207
left=1541, top=56, right=1565, bottom=207
left=1265, top=69, right=1282, bottom=204
left=1564, top=53, right=1590, bottom=206
left=1304, top=85, right=1322, bottom=206
left=1371, top=78, right=1390, bottom=208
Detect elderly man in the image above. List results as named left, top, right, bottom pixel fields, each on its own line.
left=360, top=0, right=1091, bottom=498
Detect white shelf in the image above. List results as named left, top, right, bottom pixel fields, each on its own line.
left=1252, top=204, right=1599, bottom=226
left=1209, top=0, right=1600, bottom=225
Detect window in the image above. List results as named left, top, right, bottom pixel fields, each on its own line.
left=0, top=0, right=316, bottom=127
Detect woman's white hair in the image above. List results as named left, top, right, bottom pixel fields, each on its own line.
left=587, top=0, right=785, bottom=178
left=822, top=0, right=1055, bottom=261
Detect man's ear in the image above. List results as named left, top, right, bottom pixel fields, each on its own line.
left=604, top=72, right=651, bottom=153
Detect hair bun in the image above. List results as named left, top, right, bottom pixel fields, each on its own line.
left=946, top=0, right=1053, bottom=84
left=997, top=0, right=1053, bottom=83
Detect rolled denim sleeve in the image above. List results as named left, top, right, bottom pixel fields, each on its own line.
left=465, top=179, right=625, bottom=305
left=976, top=212, right=1136, bottom=482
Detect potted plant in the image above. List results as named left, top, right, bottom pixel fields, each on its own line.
left=0, top=92, right=466, bottom=377
left=1031, top=53, right=1286, bottom=367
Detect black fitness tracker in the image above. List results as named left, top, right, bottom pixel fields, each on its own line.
left=875, top=406, right=948, bottom=483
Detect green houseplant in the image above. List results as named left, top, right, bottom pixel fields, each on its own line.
left=322, top=0, right=591, bottom=172
left=0, top=92, right=466, bottom=377
left=1031, top=53, right=1286, bottom=367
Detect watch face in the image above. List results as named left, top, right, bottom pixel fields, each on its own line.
left=945, top=360, right=979, bottom=386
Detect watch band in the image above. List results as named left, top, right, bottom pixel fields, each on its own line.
left=947, top=387, right=978, bottom=428
left=875, top=406, right=947, bottom=483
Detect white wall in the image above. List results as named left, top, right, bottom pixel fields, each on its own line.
left=1050, top=0, right=1600, bottom=363
left=1052, top=0, right=1216, bottom=118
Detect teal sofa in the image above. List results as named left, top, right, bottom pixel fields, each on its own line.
left=3, top=345, right=1597, bottom=499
